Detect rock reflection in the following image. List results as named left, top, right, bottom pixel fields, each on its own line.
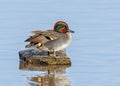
left=19, top=61, right=71, bottom=86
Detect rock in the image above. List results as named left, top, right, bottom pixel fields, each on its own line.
left=19, top=60, right=71, bottom=71
left=19, top=49, right=71, bottom=65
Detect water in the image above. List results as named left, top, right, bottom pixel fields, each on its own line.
left=0, top=0, right=120, bottom=86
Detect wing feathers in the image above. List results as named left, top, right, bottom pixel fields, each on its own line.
left=25, top=30, right=58, bottom=44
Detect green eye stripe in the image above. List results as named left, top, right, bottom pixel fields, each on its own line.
left=56, top=24, right=64, bottom=31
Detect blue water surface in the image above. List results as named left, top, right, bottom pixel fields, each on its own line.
left=0, top=0, right=120, bottom=86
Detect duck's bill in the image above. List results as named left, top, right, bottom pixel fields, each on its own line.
left=68, top=29, right=75, bottom=33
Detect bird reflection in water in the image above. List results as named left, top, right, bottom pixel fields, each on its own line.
left=19, top=61, right=71, bottom=86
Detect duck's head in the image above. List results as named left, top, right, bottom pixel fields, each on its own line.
left=54, top=21, right=74, bottom=34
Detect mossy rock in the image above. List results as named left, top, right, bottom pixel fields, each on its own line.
left=19, top=49, right=71, bottom=65
left=19, top=60, right=71, bottom=71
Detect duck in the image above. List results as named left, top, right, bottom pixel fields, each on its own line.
left=25, top=21, right=74, bottom=57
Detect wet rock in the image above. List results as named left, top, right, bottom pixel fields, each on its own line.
left=19, top=49, right=71, bottom=65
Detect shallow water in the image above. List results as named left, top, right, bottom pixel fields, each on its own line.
left=0, top=0, right=120, bottom=86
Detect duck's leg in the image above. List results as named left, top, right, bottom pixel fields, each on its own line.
left=48, top=50, right=56, bottom=57
left=53, top=50, right=56, bottom=57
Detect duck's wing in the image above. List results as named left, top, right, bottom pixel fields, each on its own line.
left=25, top=30, right=58, bottom=43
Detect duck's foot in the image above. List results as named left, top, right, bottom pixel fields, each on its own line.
left=47, top=50, right=67, bottom=58
left=48, top=51, right=57, bottom=57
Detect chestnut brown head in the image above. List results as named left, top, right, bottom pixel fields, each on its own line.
left=54, top=21, right=74, bottom=34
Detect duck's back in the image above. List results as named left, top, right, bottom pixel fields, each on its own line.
left=25, top=30, right=62, bottom=48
